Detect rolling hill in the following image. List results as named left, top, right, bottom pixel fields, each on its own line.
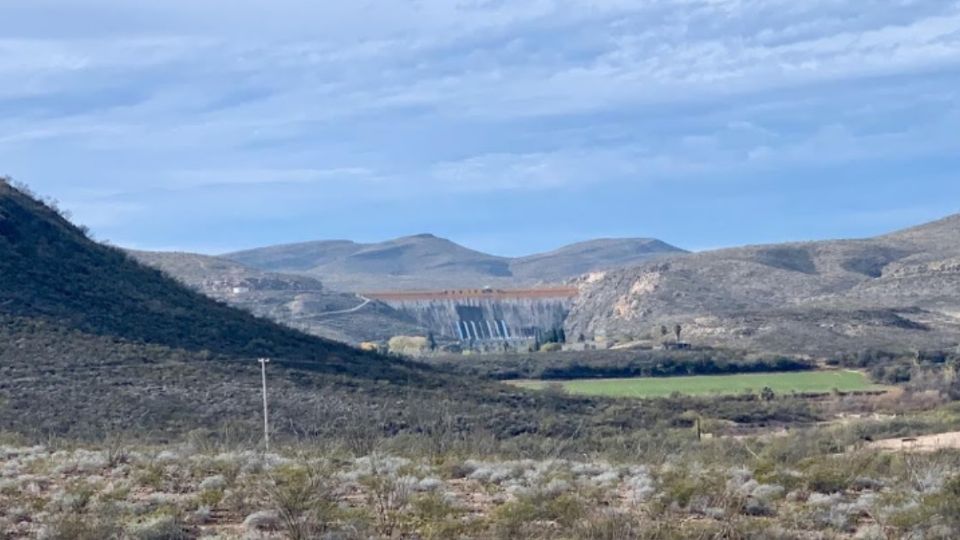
left=0, top=180, right=639, bottom=441
left=130, top=206, right=960, bottom=357
left=224, top=234, right=685, bottom=291
left=567, top=214, right=960, bottom=356
left=128, top=250, right=428, bottom=343
left=511, top=238, right=685, bottom=282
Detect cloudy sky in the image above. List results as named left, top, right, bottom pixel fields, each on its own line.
left=2, top=1, right=959, bottom=255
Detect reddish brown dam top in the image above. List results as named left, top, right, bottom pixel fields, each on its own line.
left=363, top=287, right=579, bottom=302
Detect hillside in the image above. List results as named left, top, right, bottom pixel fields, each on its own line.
left=0, top=184, right=370, bottom=366
left=226, top=234, right=512, bottom=290
left=567, top=215, right=960, bottom=356
left=511, top=238, right=687, bottom=282
left=128, top=250, right=428, bottom=343
left=0, top=180, right=648, bottom=441
left=225, top=234, right=683, bottom=291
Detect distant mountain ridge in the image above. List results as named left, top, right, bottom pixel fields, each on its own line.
left=130, top=201, right=960, bottom=356
left=511, top=238, right=684, bottom=283
left=224, top=234, right=686, bottom=291
left=133, top=234, right=683, bottom=343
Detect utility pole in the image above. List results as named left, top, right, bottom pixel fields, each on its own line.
left=258, top=358, right=271, bottom=453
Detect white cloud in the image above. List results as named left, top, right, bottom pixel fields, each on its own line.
left=1, top=0, right=959, bottom=249
left=4, top=1, right=958, bottom=118
left=165, top=167, right=376, bottom=189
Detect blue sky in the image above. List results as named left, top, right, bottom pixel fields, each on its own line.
left=1, top=0, right=959, bottom=256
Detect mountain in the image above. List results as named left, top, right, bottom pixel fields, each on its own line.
left=226, top=234, right=514, bottom=290
left=511, top=238, right=686, bottom=282
left=225, top=234, right=684, bottom=291
left=129, top=250, right=428, bottom=344
left=567, top=214, right=960, bottom=356
left=0, top=180, right=627, bottom=441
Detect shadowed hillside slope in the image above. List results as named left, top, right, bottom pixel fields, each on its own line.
left=568, top=215, right=960, bottom=356
left=0, top=181, right=401, bottom=375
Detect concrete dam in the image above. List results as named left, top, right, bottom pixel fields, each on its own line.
left=364, top=288, right=578, bottom=343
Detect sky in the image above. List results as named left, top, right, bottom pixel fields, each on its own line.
left=1, top=0, right=959, bottom=256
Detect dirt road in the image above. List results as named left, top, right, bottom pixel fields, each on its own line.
left=868, top=431, right=960, bottom=452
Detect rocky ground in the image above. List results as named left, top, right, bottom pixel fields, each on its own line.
left=3, top=424, right=960, bottom=539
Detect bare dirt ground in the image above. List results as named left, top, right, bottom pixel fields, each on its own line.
left=868, top=431, right=960, bottom=452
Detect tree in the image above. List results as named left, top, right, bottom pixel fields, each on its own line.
left=387, top=336, right=430, bottom=357
left=660, top=325, right=669, bottom=341
left=674, top=324, right=682, bottom=343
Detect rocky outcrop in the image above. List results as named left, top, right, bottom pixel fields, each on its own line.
left=566, top=215, right=960, bottom=356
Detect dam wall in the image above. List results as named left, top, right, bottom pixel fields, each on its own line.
left=365, top=288, right=577, bottom=342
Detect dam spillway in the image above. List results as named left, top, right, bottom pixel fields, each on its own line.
left=364, top=288, right=578, bottom=342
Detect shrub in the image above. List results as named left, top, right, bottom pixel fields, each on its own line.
left=40, top=514, right=121, bottom=540
left=889, top=474, right=960, bottom=536
left=402, top=492, right=472, bottom=539
left=804, top=461, right=853, bottom=494
left=125, top=515, right=187, bottom=540
left=572, top=510, right=643, bottom=539
left=262, top=465, right=337, bottom=540
left=198, top=475, right=226, bottom=491
left=490, top=489, right=586, bottom=537
left=655, top=467, right=730, bottom=515
left=387, top=336, right=430, bottom=357
left=360, top=464, right=414, bottom=536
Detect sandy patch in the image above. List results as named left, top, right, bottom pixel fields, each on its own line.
left=867, top=431, right=960, bottom=452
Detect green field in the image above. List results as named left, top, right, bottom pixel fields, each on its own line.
left=511, top=370, right=887, bottom=398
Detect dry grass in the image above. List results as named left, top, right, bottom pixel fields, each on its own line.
left=2, top=422, right=960, bottom=539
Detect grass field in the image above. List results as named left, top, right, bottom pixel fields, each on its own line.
left=511, top=370, right=888, bottom=398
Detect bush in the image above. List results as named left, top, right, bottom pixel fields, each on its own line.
left=361, top=469, right=414, bottom=536
left=41, top=514, right=121, bottom=540
left=403, top=493, right=472, bottom=539
left=388, top=336, right=430, bottom=357
left=490, top=489, right=586, bottom=537
left=262, top=465, right=337, bottom=540
left=125, top=515, right=187, bottom=540
left=571, top=510, right=643, bottom=539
